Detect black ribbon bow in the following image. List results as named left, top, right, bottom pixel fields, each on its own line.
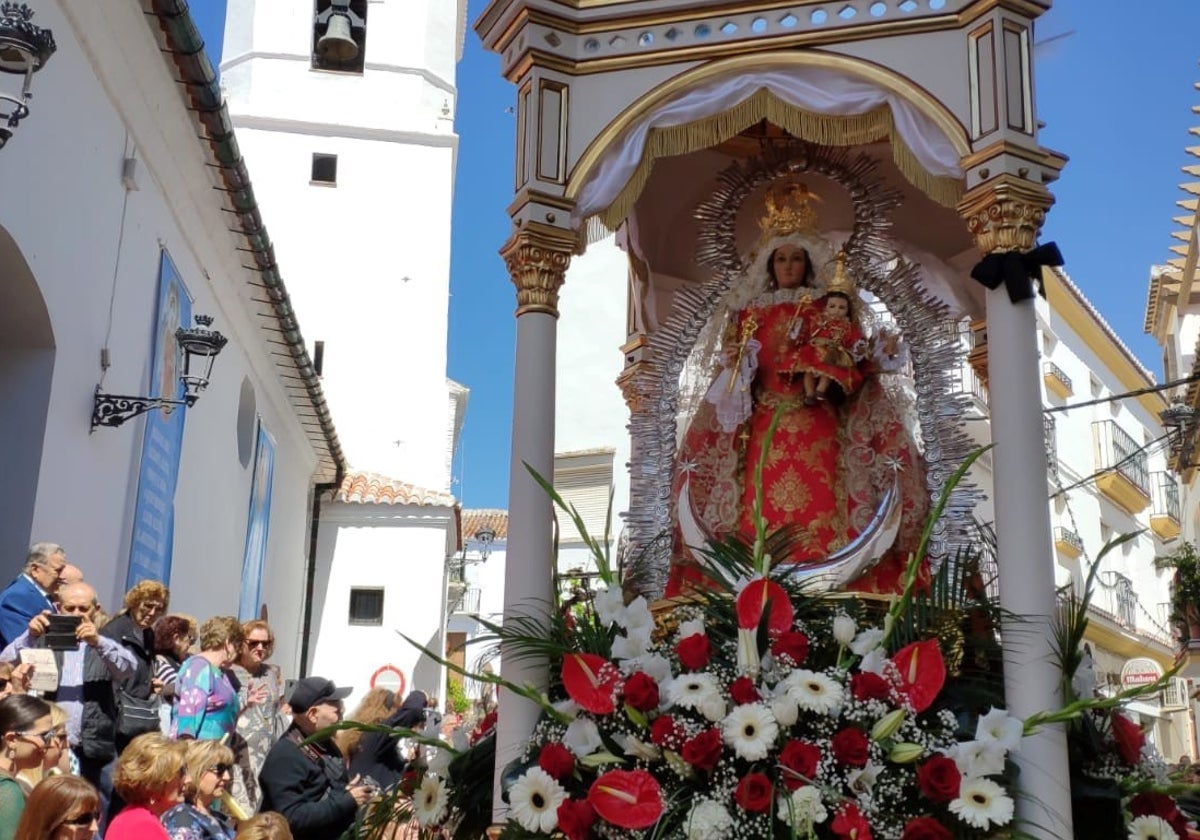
left=969, top=242, right=1064, bottom=304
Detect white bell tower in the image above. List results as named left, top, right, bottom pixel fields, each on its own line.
left=220, top=0, right=466, bottom=491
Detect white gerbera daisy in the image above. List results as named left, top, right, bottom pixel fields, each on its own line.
left=1129, top=815, right=1180, bottom=840
left=508, top=767, right=567, bottom=833
left=951, top=739, right=1007, bottom=778
left=412, top=774, right=448, bottom=826
left=785, top=669, right=844, bottom=715
left=685, top=799, right=734, bottom=840
left=949, top=776, right=1015, bottom=829
left=670, top=673, right=724, bottom=719
left=777, top=786, right=828, bottom=829
left=975, top=707, right=1023, bottom=753
left=721, top=703, right=779, bottom=761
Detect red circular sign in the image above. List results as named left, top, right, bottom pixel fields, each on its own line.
left=370, top=664, right=406, bottom=696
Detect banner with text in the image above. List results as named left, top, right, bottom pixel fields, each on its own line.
left=239, top=420, right=276, bottom=620
left=126, top=250, right=192, bottom=589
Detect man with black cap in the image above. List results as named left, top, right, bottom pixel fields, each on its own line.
left=259, top=676, right=375, bottom=839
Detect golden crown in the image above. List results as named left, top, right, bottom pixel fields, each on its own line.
left=825, top=250, right=857, bottom=298
left=759, top=181, right=822, bottom=237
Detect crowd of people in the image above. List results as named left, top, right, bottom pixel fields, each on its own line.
left=0, top=543, right=448, bottom=840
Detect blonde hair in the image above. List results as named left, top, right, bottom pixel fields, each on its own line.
left=235, top=812, right=294, bottom=840
left=113, top=732, right=188, bottom=806
left=336, top=687, right=398, bottom=759
left=182, top=739, right=235, bottom=803
left=198, top=616, right=244, bottom=651
left=123, top=580, right=170, bottom=613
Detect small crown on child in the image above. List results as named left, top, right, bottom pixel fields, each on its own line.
left=759, top=181, right=822, bottom=237
left=825, top=250, right=857, bottom=298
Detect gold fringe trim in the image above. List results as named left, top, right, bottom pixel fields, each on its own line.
left=593, top=88, right=963, bottom=232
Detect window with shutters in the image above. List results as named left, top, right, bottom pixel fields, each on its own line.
left=553, top=449, right=616, bottom=545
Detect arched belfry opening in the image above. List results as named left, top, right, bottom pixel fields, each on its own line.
left=0, top=225, right=55, bottom=577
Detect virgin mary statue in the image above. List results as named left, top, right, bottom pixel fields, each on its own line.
left=665, top=180, right=929, bottom=596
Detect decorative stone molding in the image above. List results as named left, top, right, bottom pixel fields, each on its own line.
left=501, top=222, right=576, bottom=317
left=957, top=174, right=1054, bottom=255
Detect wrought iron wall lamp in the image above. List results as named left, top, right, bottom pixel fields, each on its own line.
left=91, top=315, right=228, bottom=430
left=0, top=3, right=55, bottom=150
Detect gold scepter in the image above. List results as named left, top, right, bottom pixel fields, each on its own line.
left=727, top=312, right=759, bottom=394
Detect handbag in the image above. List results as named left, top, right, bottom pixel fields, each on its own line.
left=114, top=686, right=162, bottom=739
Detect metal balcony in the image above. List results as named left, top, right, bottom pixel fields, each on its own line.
left=1092, top=420, right=1150, bottom=513
left=1150, top=472, right=1182, bottom=541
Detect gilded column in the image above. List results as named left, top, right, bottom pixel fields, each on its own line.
left=958, top=175, right=1073, bottom=840
left=493, top=221, right=575, bottom=823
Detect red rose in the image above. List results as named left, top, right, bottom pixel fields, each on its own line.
left=623, top=672, right=660, bottom=711
left=850, top=672, right=892, bottom=702
left=916, top=754, right=961, bottom=803
left=901, top=817, right=952, bottom=840
left=649, top=714, right=685, bottom=749
left=832, top=802, right=873, bottom=840
left=675, top=633, right=711, bottom=670
left=681, top=727, right=723, bottom=771
left=733, top=772, right=773, bottom=812
left=557, top=798, right=595, bottom=840
left=538, top=742, right=576, bottom=780
left=778, top=740, right=821, bottom=790
left=729, top=677, right=760, bottom=706
left=771, top=631, right=810, bottom=665
left=830, top=727, right=870, bottom=767
left=1130, top=792, right=1189, bottom=840
left=1111, top=713, right=1145, bottom=765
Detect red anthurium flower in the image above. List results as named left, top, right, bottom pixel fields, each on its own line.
left=890, top=639, right=945, bottom=713
left=832, top=802, right=873, bottom=840
left=588, top=769, right=663, bottom=829
left=1111, top=713, right=1145, bottom=765
left=557, top=799, right=595, bottom=840
left=736, top=578, right=794, bottom=637
left=562, top=653, right=623, bottom=715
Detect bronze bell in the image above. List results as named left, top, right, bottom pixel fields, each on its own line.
left=317, top=13, right=358, bottom=63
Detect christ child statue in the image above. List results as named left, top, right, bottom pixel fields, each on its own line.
left=792, top=253, right=867, bottom=404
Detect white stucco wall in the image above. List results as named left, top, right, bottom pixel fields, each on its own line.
left=0, top=1, right=324, bottom=672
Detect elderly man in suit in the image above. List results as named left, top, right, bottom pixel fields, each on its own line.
left=0, top=542, right=68, bottom=646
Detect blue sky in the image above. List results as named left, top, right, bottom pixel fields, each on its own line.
left=192, top=1, right=1200, bottom=510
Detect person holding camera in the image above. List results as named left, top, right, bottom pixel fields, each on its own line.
left=0, top=582, right=137, bottom=757
left=258, top=677, right=375, bottom=840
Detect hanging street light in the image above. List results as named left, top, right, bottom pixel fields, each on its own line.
left=0, top=3, right=55, bottom=150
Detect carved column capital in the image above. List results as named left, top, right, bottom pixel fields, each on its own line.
left=956, top=174, right=1054, bottom=255
left=501, top=222, right=577, bottom=317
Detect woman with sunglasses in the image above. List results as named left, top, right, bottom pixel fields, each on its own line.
left=229, top=620, right=286, bottom=815
left=0, top=693, right=54, bottom=840
left=108, top=732, right=190, bottom=840
left=12, top=774, right=101, bottom=840
left=161, top=739, right=238, bottom=840
left=17, top=702, right=71, bottom=788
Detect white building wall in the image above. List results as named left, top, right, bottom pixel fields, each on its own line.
left=0, top=1, right=324, bottom=672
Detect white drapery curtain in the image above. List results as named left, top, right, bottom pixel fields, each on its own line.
left=573, top=65, right=965, bottom=228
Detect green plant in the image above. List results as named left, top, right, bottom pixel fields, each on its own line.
left=446, top=677, right=471, bottom=715
left=1154, top=541, right=1200, bottom=632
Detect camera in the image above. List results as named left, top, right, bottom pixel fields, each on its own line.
left=45, top=614, right=82, bottom=651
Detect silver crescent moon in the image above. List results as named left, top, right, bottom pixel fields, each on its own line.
left=676, top=467, right=903, bottom=594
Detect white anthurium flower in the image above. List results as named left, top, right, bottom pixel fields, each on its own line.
left=721, top=703, right=779, bottom=761
left=612, top=632, right=651, bottom=663
left=975, top=707, right=1023, bottom=754
left=951, top=739, right=1007, bottom=778
left=620, top=596, right=655, bottom=639
left=562, top=717, right=603, bottom=757
left=508, top=766, right=567, bottom=833
left=859, top=647, right=888, bottom=676
left=685, top=799, right=735, bottom=840
left=412, top=774, right=449, bottom=826
left=949, top=776, right=1015, bottom=829
left=592, top=586, right=626, bottom=627
left=678, top=617, right=706, bottom=639
left=784, top=669, right=844, bottom=716
left=851, top=628, right=884, bottom=656
left=1128, top=815, right=1180, bottom=840
left=615, top=732, right=662, bottom=762
left=833, top=614, right=857, bottom=646
left=777, top=786, right=828, bottom=830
